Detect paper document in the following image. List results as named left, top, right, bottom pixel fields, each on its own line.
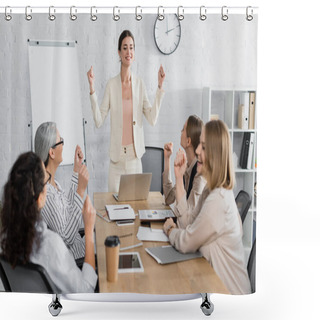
left=137, top=226, right=169, bottom=242
left=105, top=204, right=135, bottom=221
left=138, top=209, right=175, bottom=221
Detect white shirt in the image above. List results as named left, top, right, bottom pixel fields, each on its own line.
left=41, top=172, right=85, bottom=259
left=30, top=221, right=97, bottom=293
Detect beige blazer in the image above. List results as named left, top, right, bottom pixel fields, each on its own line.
left=90, top=73, right=164, bottom=162
left=162, top=157, right=207, bottom=214
left=169, top=187, right=252, bottom=295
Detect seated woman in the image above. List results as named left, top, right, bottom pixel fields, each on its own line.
left=34, top=122, right=88, bottom=260
left=162, top=115, right=206, bottom=218
left=163, top=119, right=251, bottom=295
left=0, top=152, right=97, bottom=293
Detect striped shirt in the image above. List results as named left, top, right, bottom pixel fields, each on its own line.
left=41, top=172, right=85, bottom=260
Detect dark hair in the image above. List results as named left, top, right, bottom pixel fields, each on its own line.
left=0, top=152, right=44, bottom=268
left=118, top=30, right=135, bottom=51
left=186, top=115, right=204, bottom=153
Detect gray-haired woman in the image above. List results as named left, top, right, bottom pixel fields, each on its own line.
left=34, top=122, right=89, bottom=262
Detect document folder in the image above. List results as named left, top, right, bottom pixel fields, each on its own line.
left=145, top=245, right=202, bottom=264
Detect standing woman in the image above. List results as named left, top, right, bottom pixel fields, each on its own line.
left=87, top=30, right=166, bottom=192
left=163, top=120, right=251, bottom=295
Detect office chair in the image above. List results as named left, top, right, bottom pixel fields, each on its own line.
left=0, top=255, right=60, bottom=293
left=141, top=146, right=164, bottom=194
left=247, top=239, right=256, bottom=293
left=235, top=190, right=252, bottom=224
left=0, top=256, right=63, bottom=315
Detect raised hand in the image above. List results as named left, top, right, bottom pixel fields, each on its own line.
left=158, top=65, right=166, bottom=90
left=74, top=145, right=84, bottom=173
left=164, top=142, right=173, bottom=160
left=87, top=66, right=95, bottom=94
left=77, top=164, right=89, bottom=199
left=82, top=195, right=96, bottom=229
left=174, top=148, right=187, bottom=180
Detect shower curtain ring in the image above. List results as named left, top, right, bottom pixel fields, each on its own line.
left=70, top=6, right=77, bottom=21
left=157, top=6, right=164, bottom=21
left=5, top=6, right=12, bottom=21
left=135, top=6, right=142, bottom=21
left=113, top=6, right=120, bottom=21
left=246, top=6, right=254, bottom=21
left=49, top=6, right=56, bottom=21
left=200, top=6, right=207, bottom=21
left=90, top=6, right=98, bottom=21
left=177, top=6, right=184, bottom=21
left=25, top=6, right=32, bottom=21
left=221, top=6, right=229, bottom=21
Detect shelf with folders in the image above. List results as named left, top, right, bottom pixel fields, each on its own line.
left=202, top=88, right=257, bottom=261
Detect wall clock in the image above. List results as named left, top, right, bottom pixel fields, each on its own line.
left=154, top=14, right=181, bottom=55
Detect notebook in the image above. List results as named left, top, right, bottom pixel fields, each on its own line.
left=113, top=173, right=152, bottom=201
left=105, top=204, right=135, bottom=221
left=145, top=245, right=203, bottom=264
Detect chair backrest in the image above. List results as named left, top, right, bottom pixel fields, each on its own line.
left=0, top=256, right=59, bottom=293
left=141, top=146, right=164, bottom=194
left=0, top=259, right=10, bottom=291
left=235, top=190, right=252, bottom=224
left=247, top=239, right=256, bottom=293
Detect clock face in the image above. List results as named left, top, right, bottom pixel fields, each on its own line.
left=154, top=14, right=181, bottom=55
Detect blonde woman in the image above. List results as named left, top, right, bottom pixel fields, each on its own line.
left=164, top=120, right=251, bottom=295
left=87, top=30, right=165, bottom=192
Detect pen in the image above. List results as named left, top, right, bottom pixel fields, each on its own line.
left=119, top=233, right=133, bottom=238
left=114, top=207, right=129, bottom=210
left=96, top=211, right=110, bottom=223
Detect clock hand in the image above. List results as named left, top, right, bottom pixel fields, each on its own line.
left=166, top=16, right=168, bottom=35
left=166, top=27, right=176, bottom=34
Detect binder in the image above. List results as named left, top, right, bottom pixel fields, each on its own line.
left=239, top=132, right=251, bottom=169
left=249, top=92, right=256, bottom=129
left=238, top=104, right=249, bottom=130
left=238, top=93, right=249, bottom=130
left=246, top=133, right=255, bottom=169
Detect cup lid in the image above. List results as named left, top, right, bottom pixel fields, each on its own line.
left=104, top=235, right=120, bottom=247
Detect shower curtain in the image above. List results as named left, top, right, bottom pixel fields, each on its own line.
left=0, top=4, right=258, bottom=316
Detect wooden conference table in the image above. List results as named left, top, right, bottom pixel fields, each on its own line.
left=93, top=192, right=229, bottom=295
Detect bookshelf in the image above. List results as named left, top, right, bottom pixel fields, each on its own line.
left=202, top=88, right=257, bottom=262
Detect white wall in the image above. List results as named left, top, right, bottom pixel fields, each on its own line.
left=0, top=13, right=257, bottom=198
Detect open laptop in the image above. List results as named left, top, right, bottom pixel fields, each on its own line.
left=113, top=173, right=152, bottom=201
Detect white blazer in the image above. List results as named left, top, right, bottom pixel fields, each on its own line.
left=90, top=73, right=164, bottom=162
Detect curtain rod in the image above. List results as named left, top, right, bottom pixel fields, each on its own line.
left=1, top=6, right=258, bottom=22
left=0, top=6, right=258, bottom=15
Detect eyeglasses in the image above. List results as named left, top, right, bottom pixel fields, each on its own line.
left=51, top=137, right=64, bottom=149
left=45, top=170, right=52, bottom=185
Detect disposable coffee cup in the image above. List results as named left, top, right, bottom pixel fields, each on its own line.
left=105, top=235, right=120, bottom=282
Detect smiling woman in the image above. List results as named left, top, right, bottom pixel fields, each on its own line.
left=87, top=29, right=166, bottom=193
left=164, top=120, right=251, bottom=295
left=34, top=122, right=89, bottom=262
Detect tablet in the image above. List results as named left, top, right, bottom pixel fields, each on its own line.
left=118, top=252, right=144, bottom=273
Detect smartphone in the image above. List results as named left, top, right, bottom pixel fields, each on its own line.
left=116, top=219, right=134, bottom=226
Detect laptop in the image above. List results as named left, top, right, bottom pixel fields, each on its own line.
left=113, top=173, right=152, bottom=201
